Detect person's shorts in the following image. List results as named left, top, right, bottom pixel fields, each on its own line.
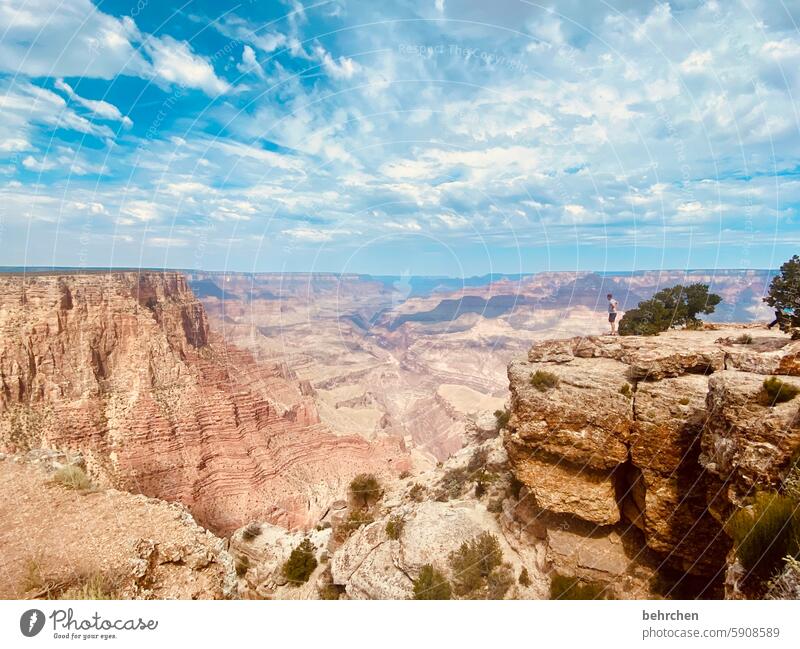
left=608, top=312, right=617, bottom=323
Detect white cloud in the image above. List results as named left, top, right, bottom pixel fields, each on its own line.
left=143, top=36, right=229, bottom=96
left=55, top=79, right=132, bottom=128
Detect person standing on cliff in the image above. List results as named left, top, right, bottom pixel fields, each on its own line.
left=607, top=293, right=619, bottom=335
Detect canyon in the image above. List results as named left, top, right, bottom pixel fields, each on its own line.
left=1, top=268, right=795, bottom=600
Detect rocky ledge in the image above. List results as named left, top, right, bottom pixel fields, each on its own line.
left=504, top=326, right=800, bottom=594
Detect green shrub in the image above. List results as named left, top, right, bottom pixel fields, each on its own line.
left=726, top=491, right=800, bottom=580
left=519, top=567, right=531, bottom=587
left=549, top=574, right=609, bottom=600
left=413, top=565, right=451, bottom=600
left=619, top=283, right=721, bottom=336
left=282, top=538, right=318, bottom=586
left=241, top=522, right=262, bottom=541
left=494, top=408, right=510, bottom=430
left=409, top=483, right=425, bottom=502
left=58, top=573, right=116, bottom=600
left=448, top=532, right=504, bottom=597
left=349, top=473, right=381, bottom=508
left=764, top=255, right=800, bottom=333
left=736, top=333, right=754, bottom=345
left=318, top=583, right=344, bottom=600
left=52, top=465, right=91, bottom=491
left=335, top=508, right=375, bottom=541
left=385, top=515, right=405, bottom=540
left=530, top=370, right=559, bottom=392
left=437, top=467, right=470, bottom=500
left=619, top=383, right=632, bottom=398
left=761, top=377, right=800, bottom=406
left=235, top=554, right=250, bottom=577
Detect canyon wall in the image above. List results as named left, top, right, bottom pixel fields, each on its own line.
left=0, top=272, right=409, bottom=535
left=504, top=327, right=800, bottom=596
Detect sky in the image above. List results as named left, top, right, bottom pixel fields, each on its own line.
left=0, top=0, right=799, bottom=276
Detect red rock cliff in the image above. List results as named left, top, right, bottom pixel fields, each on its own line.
left=0, top=272, right=409, bottom=534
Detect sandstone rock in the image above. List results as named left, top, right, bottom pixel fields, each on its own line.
left=330, top=499, right=548, bottom=599
left=507, top=357, right=631, bottom=471
left=701, top=371, right=800, bottom=502
left=0, top=273, right=410, bottom=535
left=0, top=461, right=235, bottom=599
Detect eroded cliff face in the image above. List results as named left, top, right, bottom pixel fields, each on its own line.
left=504, top=327, right=800, bottom=596
left=0, top=272, right=409, bottom=535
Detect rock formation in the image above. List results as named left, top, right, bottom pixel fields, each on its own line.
left=504, top=326, right=800, bottom=595
left=0, top=272, right=409, bottom=535
left=0, top=452, right=236, bottom=599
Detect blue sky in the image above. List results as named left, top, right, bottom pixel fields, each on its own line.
left=0, top=0, right=799, bottom=276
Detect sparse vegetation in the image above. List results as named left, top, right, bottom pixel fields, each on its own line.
left=678, top=397, right=691, bottom=406
left=334, top=508, right=375, bottom=542
left=409, top=483, right=425, bottom=502
left=349, top=473, right=381, bottom=508
left=399, top=470, right=412, bottom=479
left=736, top=333, right=754, bottom=345
left=760, top=377, right=800, bottom=406
left=241, top=522, right=262, bottom=541
left=494, top=408, right=510, bottom=430
left=412, top=564, right=452, bottom=600
left=550, top=574, right=609, bottom=600
left=619, top=383, right=633, bottom=398
left=764, top=255, right=800, bottom=334
left=726, top=491, right=800, bottom=581
left=282, top=538, right=318, bottom=586
left=385, top=515, right=405, bottom=540
left=58, top=573, right=116, bottom=600
left=518, top=567, right=531, bottom=587
left=437, top=467, right=470, bottom=500
left=235, top=554, right=250, bottom=577
left=530, top=370, right=559, bottom=392
left=448, top=532, right=511, bottom=599
left=619, top=283, right=721, bottom=336
left=318, top=583, right=344, bottom=600
left=52, top=465, right=91, bottom=491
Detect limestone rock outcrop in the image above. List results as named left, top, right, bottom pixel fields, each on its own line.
left=0, top=456, right=236, bottom=599
left=505, top=326, right=800, bottom=591
left=0, top=272, right=410, bottom=535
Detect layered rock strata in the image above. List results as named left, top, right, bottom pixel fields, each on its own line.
left=0, top=272, right=409, bottom=535
left=505, top=327, right=800, bottom=591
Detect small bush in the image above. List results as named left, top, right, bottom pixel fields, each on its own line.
left=761, top=377, right=800, bottom=406
left=494, top=408, right=510, bottom=430
left=474, top=480, right=486, bottom=498
left=235, top=555, right=250, bottom=577
left=349, top=473, right=381, bottom=508
left=486, top=564, right=514, bottom=600
left=467, top=447, right=489, bottom=473
left=449, top=532, right=504, bottom=597
left=241, top=522, right=262, bottom=541
left=726, top=491, right=800, bottom=580
left=530, top=370, right=559, bottom=392
left=519, top=567, right=531, bottom=587
left=385, top=515, right=405, bottom=540
left=437, top=467, right=470, bottom=500
left=335, top=508, right=375, bottom=541
left=318, top=583, right=344, bottom=600
left=619, top=383, right=632, bottom=398
left=52, top=465, right=91, bottom=491
left=409, top=483, right=425, bottom=502
left=282, top=538, right=318, bottom=586
left=550, top=574, right=608, bottom=600
left=58, top=573, right=116, bottom=600
left=508, top=476, right=524, bottom=500
left=736, top=333, right=754, bottom=345
left=413, top=565, right=451, bottom=600
left=678, top=397, right=691, bottom=406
